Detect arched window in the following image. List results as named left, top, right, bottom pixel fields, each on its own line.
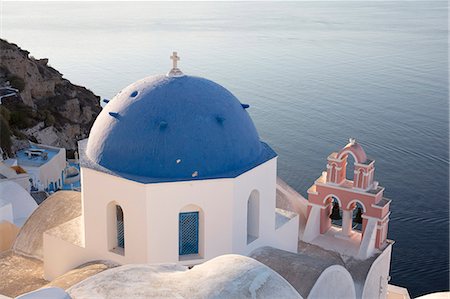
left=108, top=202, right=125, bottom=255
left=116, top=205, right=125, bottom=249
left=247, top=190, right=260, bottom=244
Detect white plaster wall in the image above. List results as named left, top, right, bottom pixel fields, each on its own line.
left=43, top=232, right=92, bottom=280
left=143, top=157, right=297, bottom=264
left=361, top=243, right=393, bottom=299
left=302, top=205, right=321, bottom=243
left=276, top=177, right=309, bottom=238
left=145, top=177, right=234, bottom=264
left=0, top=161, right=17, bottom=177
left=22, top=167, right=40, bottom=189
left=0, top=162, right=31, bottom=192
left=308, top=265, right=356, bottom=299
left=233, top=158, right=298, bottom=255
left=272, top=213, right=299, bottom=253
left=2, top=174, right=31, bottom=192
left=233, top=158, right=277, bottom=254
left=81, top=167, right=149, bottom=265
left=46, top=158, right=298, bottom=275
left=358, top=216, right=378, bottom=259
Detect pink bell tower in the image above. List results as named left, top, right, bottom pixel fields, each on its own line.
left=303, top=139, right=391, bottom=259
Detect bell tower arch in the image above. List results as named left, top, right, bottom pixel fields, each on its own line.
left=304, top=139, right=391, bottom=259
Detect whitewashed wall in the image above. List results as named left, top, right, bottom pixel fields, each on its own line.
left=82, top=167, right=149, bottom=264
left=145, top=177, right=234, bottom=264
left=43, top=158, right=299, bottom=278
left=361, top=243, right=392, bottom=298
left=22, top=146, right=66, bottom=190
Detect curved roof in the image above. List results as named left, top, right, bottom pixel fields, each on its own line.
left=250, top=246, right=344, bottom=298
left=13, top=191, right=81, bottom=260
left=67, top=254, right=302, bottom=299
left=84, top=75, right=276, bottom=183
left=0, top=181, right=37, bottom=227
left=337, top=141, right=367, bottom=164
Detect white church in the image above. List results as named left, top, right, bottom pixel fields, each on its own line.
left=43, top=52, right=299, bottom=279
left=5, top=52, right=412, bottom=299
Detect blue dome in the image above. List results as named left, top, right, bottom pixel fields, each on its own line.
left=85, top=74, right=276, bottom=182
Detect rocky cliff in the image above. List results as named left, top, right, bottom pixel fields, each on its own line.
left=0, top=39, right=101, bottom=156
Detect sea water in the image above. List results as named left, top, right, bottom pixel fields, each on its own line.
left=2, top=1, right=448, bottom=296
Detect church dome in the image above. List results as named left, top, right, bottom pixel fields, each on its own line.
left=85, top=74, right=275, bottom=182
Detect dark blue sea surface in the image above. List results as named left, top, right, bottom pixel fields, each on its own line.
left=2, top=1, right=448, bottom=297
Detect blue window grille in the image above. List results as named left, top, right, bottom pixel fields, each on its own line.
left=179, top=212, right=199, bottom=255
left=116, top=206, right=125, bottom=248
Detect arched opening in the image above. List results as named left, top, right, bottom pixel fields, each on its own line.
left=326, top=195, right=355, bottom=237
left=328, top=196, right=342, bottom=227
left=108, top=202, right=125, bottom=255
left=116, top=205, right=125, bottom=249
left=247, top=190, right=260, bottom=244
left=348, top=200, right=366, bottom=232
left=344, top=152, right=356, bottom=182
left=179, top=205, right=204, bottom=259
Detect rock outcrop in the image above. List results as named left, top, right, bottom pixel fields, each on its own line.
left=0, top=39, right=101, bottom=155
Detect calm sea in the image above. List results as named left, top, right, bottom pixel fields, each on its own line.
left=2, top=1, right=448, bottom=297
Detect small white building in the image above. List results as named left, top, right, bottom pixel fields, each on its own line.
left=43, top=54, right=299, bottom=279
left=5, top=143, right=66, bottom=192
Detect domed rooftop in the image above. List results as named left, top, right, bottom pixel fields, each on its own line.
left=67, top=255, right=302, bottom=299
left=83, top=64, right=275, bottom=183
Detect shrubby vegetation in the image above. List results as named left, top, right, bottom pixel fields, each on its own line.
left=7, top=75, right=25, bottom=92
left=0, top=103, right=57, bottom=154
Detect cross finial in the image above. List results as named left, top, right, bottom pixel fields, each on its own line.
left=167, top=51, right=184, bottom=77
left=349, top=137, right=356, bottom=145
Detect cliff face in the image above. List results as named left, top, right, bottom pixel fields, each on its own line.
left=0, top=39, right=101, bottom=155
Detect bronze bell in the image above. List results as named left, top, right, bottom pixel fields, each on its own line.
left=329, top=202, right=342, bottom=220
left=354, top=207, right=363, bottom=224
